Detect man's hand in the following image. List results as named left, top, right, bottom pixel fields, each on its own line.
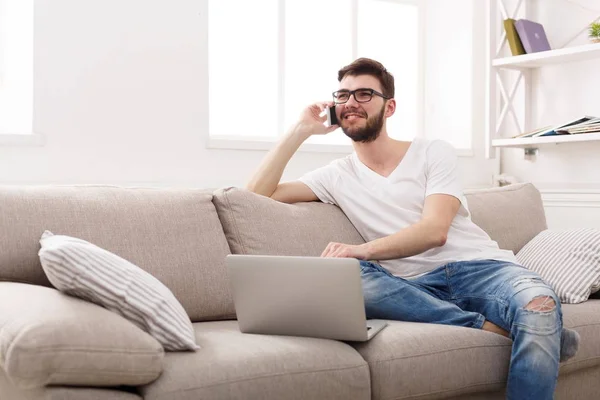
left=320, top=242, right=371, bottom=260
left=290, top=102, right=339, bottom=139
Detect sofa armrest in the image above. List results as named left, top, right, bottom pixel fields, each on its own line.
left=0, top=282, right=164, bottom=389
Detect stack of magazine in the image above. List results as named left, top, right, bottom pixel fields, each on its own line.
left=513, top=116, right=600, bottom=139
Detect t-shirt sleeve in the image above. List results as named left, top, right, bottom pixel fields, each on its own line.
left=297, top=162, right=339, bottom=205
left=425, top=140, right=469, bottom=214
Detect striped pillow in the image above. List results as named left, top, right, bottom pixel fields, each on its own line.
left=516, top=228, right=600, bottom=304
left=38, top=231, right=199, bottom=351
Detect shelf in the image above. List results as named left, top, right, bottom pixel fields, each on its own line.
left=492, top=43, right=600, bottom=70
left=492, top=132, right=600, bottom=148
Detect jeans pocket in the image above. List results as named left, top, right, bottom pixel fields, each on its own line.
left=359, top=261, right=393, bottom=277
left=359, top=260, right=378, bottom=272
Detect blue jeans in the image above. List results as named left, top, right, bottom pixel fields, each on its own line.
left=360, top=259, right=561, bottom=400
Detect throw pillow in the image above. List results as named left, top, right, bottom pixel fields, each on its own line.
left=38, top=231, right=199, bottom=351
left=516, top=228, right=600, bottom=303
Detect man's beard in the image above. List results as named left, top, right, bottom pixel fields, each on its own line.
left=340, top=105, right=385, bottom=143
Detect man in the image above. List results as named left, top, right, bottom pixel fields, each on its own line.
left=246, top=58, right=579, bottom=399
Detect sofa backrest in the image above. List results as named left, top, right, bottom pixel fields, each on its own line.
left=464, top=182, right=547, bottom=254
left=0, top=185, right=235, bottom=322
left=212, top=187, right=366, bottom=256
left=0, top=183, right=546, bottom=324
left=213, top=183, right=546, bottom=258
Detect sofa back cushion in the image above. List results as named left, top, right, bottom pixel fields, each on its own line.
left=0, top=185, right=234, bottom=322
left=464, top=182, right=547, bottom=254
left=212, top=188, right=366, bottom=256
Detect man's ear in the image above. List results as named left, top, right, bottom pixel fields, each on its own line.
left=385, top=98, right=396, bottom=118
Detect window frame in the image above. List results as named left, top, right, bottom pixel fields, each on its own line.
left=0, top=0, right=41, bottom=147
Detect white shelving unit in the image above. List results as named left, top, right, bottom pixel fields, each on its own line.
left=485, top=0, right=600, bottom=156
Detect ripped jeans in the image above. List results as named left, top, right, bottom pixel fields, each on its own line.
left=360, top=259, right=561, bottom=400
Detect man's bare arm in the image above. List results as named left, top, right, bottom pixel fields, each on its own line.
left=245, top=128, right=310, bottom=197
left=246, top=103, right=338, bottom=200
left=362, top=194, right=461, bottom=260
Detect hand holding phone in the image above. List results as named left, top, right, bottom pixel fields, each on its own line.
left=294, top=103, right=339, bottom=138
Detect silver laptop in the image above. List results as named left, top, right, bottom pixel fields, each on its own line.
left=226, top=254, right=387, bottom=341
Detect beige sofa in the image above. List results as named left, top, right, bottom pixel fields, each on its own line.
left=1, top=182, right=599, bottom=400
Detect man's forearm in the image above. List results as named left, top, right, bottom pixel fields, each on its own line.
left=246, top=126, right=309, bottom=197
left=363, top=220, right=447, bottom=261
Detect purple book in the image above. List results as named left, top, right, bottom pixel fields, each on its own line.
left=514, top=19, right=551, bottom=53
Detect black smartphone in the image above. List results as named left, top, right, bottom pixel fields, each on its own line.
left=326, top=105, right=339, bottom=126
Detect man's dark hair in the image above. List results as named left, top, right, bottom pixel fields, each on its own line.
left=337, top=58, right=395, bottom=99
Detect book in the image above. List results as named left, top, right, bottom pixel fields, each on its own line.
left=514, top=117, right=596, bottom=139
left=514, top=19, right=551, bottom=53
left=565, top=122, right=600, bottom=134
left=567, top=126, right=600, bottom=134
left=555, top=116, right=600, bottom=134
left=512, top=125, right=552, bottom=138
left=535, top=117, right=592, bottom=137
left=504, top=19, right=526, bottom=56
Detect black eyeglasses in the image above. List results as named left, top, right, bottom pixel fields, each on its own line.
left=332, top=88, right=391, bottom=104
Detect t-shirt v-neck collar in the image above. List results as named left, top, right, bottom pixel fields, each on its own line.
left=352, top=139, right=418, bottom=183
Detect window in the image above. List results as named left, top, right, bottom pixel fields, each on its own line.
left=208, top=0, right=279, bottom=141
left=357, top=0, right=420, bottom=146
left=0, top=0, right=33, bottom=135
left=208, top=0, right=421, bottom=149
left=424, top=0, right=473, bottom=150
left=283, top=0, right=353, bottom=146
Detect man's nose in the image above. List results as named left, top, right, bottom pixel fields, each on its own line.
left=345, top=93, right=360, bottom=107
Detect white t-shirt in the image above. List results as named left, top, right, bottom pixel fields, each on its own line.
left=298, top=138, right=518, bottom=279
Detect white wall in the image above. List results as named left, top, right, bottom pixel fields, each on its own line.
left=0, top=0, right=495, bottom=190
left=0, top=0, right=324, bottom=188
left=499, top=0, right=600, bottom=228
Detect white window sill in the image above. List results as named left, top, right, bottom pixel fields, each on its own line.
left=0, top=133, right=45, bottom=147
left=207, top=137, right=355, bottom=154
left=207, top=137, right=474, bottom=157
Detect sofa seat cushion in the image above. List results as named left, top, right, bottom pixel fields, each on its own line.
left=352, top=301, right=600, bottom=400
left=139, top=321, right=370, bottom=400
left=560, top=300, right=600, bottom=374
left=351, top=321, right=512, bottom=400
left=212, top=187, right=365, bottom=257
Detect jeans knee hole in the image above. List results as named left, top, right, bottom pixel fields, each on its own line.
left=524, top=296, right=556, bottom=313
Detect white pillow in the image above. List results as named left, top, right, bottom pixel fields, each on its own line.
left=38, top=231, right=199, bottom=351
left=516, top=228, right=600, bottom=303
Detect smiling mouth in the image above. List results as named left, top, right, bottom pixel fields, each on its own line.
left=343, top=113, right=366, bottom=120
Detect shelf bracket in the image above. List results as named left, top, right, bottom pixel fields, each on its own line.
left=523, top=147, right=538, bottom=161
